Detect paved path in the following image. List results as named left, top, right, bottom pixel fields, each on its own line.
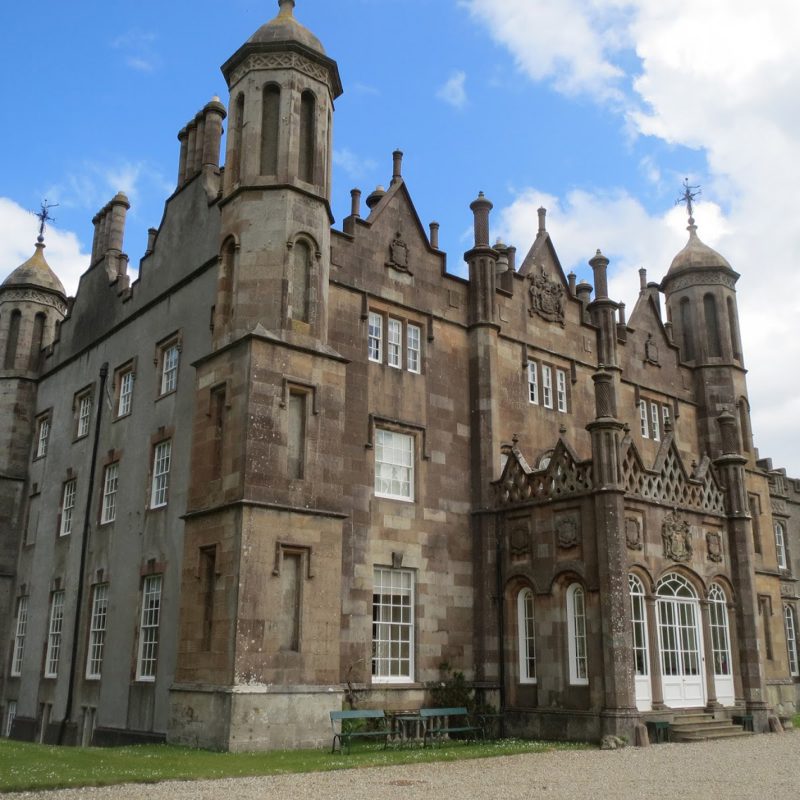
left=7, top=734, right=800, bottom=800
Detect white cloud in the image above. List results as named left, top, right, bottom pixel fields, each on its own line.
left=0, top=197, right=90, bottom=296
left=465, top=0, right=800, bottom=472
left=333, top=148, right=378, bottom=181
left=111, top=30, right=160, bottom=73
left=437, top=71, right=468, bottom=109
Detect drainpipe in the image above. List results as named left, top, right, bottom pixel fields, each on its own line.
left=59, top=362, right=108, bottom=745
left=495, top=513, right=506, bottom=736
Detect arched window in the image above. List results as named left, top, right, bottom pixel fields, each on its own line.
left=517, top=588, right=536, bottom=683
left=679, top=298, right=695, bottom=361
left=704, top=293, right=722, bottom=357
left=708, top=584, right=732, bottom=677
left=727, top=297, right=742, bottom=360
left=260, top=84, right=280, bottom=176
left=29, top=312, right=45, bottom=370
left=629, top=574, right=649, bottom=678
left=774, top=521, right=789, bottom=570
left=4, top=309, right=21, bottom=369
left=299, top=91, right=316, bottom=183
left=784, top=605, right=799, bottom=676
left=291, top=240, right=311, bottom=323
left=566, top=583, right=588, bottom=685
left=230, top=93, right=245, bottom=185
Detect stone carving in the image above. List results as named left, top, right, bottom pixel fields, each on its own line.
left=229, top=52, right=330, bottom=89
left=528, top=265, right=565, bottom=326
left=771, top=499, right=787, bottom=516
left=0, top=288, right=67, bottom=312
left=386, top=231, right=411, bottom=274
left=706, top=530, right=723, bottom=563
left=780, top=583, right=795, bottom=598
left=667, top=272, right=736, bottom=292
left=645, top=334, right=659, bottom=364
left=508, top=522, right=530, bottom=559
left=662, top=511, right=693, bottom=562
left=626, top=518, right=643, bottom=550
left=556, top=516, right=579, bottom=549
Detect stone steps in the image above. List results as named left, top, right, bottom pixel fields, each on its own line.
left=669, top=713, right=753, bottom=743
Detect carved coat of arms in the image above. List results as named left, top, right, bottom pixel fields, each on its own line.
left=556, top=517, right=579, bottom=549
left=509, top=523, right=530, bottom=559
left=626, top=518, right=643, bottom=550
left=662, top=511, right=693, bottom=562
left=706, top=531, right=723, bottom=563
left=529, top=265, right=565, bottom=325
left=387, top=231, right=411, bottom=274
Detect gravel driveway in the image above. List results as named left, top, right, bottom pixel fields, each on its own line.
left=7, top=734, right=800, bottom=800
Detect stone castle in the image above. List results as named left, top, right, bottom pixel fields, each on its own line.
left=1, top=0, right=798, bottom=749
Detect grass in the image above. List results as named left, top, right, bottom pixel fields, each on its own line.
left=793, top=713, right=800, bottom=729
left=0, top=738, right=588, bottom=793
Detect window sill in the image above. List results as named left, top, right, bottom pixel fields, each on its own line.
left=155, top=389, right=177, bottom=402
left=113, top=412, right=132, bottom=423
left=375, top=493, right=414, bottom=504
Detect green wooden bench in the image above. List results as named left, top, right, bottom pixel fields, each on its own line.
left=420, top=707, right=484, bottom=747
left=330, top=709, right=390, bottom=753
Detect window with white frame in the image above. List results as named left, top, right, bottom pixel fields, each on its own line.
left=566, top=583, right=588, bottom=685
left=374, top=429, right=414, bottom=501
left=150, top=440, right=171, bottom=508
left=368, top=312, right=383, bottom=363
left=517, top=588, right=536, bottom=683
left=662, top=404, right=671, bottom=430
left=556, top=368, right=568, bottom=413
left=784, top=604, right=799, bottom=677
left=86, top=584, right=109, bottom=679
left=100, top=463, right=119, bottom=524
left=639, top=400, right=649, bottom=438
left=4, top=700, right=16, bottom=737
left=60, top=479, right=77, bottom=536
left=407, top=324, right=421, bottom=374
left=136, top=575, right=162, bottom=681
left=629, top=574, right=649, bottom=678
left=775, top=521, right=789, bottom=570
left=708, top=584, right=732, bottom=677
left=527, top=360, right=539, bottom=404
left=650, top=402, right=660, bottom=441
left=160, top=341, right=180, bottom=395
left=35, top=414, right=50, bottom=458
left=387, top=318, right=402, bottom=368
left=10, top=596, right=28, bottom=677
left=76, top=391, right=92, bottom=438
left=44, top=590, right=65, bottom=678
left=371, top=567, right=414, bottom=682
left=542, top=365, right=553, bottom=409
left=117, top=368, right=134, bottom=417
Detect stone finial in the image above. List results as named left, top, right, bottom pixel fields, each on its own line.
left=589, top=248, right=609, bottom=299
left=365, top=185, right=386, bottom=210
left=469, top=191, right=493, bottom=248
left=718, top=410, right=741, bottom=455
left=537, top=206, right=547, bottom=234
left=391, top=150, right=403, bottom=185
left=350, top=188, right=361, bottom=218
left=429, top=221, right=440, bottom=249
left=278, top=0, right=296, bottom=17
left=567, top=271, right=577, bottom=295
left=618, top=302, right=626, bottom=325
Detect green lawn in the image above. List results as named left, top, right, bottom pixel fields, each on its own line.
left=0, top=738, right=587, bottom=793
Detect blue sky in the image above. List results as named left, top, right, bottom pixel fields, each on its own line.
left=2, top=0, right=800, bottom=474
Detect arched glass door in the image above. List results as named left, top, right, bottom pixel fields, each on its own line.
left=656, top=574, right=706, bottom=708
left=708, top=584, right=734, bottom=705
left=629, top=574, right=651, bottom=711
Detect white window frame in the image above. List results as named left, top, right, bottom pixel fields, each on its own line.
left=639, top=399, right=649, bottom=438
left=662, top=404, right=671, bottom=430
left=150, top=440, right=171, bottom=508
left=566, top=583, right=588, bottom=685
left=517, top=588, right=537, bottom=683
left=4, top=700, right=16, bottom=737
left=160, top=343, right=179, bottom=395
left=76, top=392, right=92, bottom=438
left=708, top=584, right=732, bottom=677
left=100, top=462, right=119, bottom=524
left=527, top=360, right=539, bottom=405
left=775, top=521, right=788, bottom=570
left=374, top=429, right=414, bottom=502
left=44, top=590, right=65, bottom=678
left=368, top=311, right=383, bottom=363
left=629, top=574, right=649, bottom=677
left=407, top=324, right=421, bottom=374
left=36, top=416, right=50, bottom=458
left=650, top=402, right=660, bottom=441
left=387, top=318, right=402, bottom=369
left=136, top=575, right=162, bottom=682
left=10, top=596, right=28, bottom=677
left=117, top=369, right=134, bottom=417
left=86, top=584, right=109, bottom=680
left=785, top=604, right=799, bottom=677
left=60, top=479, right=77, bottom=536
left=556, top=368, right=567, bottom=413
left=542, top=365, right=553, bottom=409
left=371, top=567, right=414, bottom=683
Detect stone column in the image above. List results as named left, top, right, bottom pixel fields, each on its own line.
left=646, top=595, right=666, bottom=709
left=700, top=599, right=721, bottom=710
left=202, top=99, right=227, bottom=169
left=177, top=127, right=189, bottom=186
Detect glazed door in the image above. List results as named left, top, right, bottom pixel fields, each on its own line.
left=629, top=575, right=651, bottom=711
left=657, top=597, right=706, bottom=708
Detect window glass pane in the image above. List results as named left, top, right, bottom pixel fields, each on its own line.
left=368, top=312, right=382, bottom=362
left=137, top=575, right=162, bottom=680
left=407, top=324, right=421, bottom=373
left=527, top=361, right=538, bottom=404
left=45, top=591, right=65, bottom=678
left=161, top=345, right=179, bottom=394
left=151, top=441, right=171, bottom=508
left=387, top=319, right=402, bottom=368
left=374, top=430, right=414, bottom=500
left=372, top=567, right=414, bottom=681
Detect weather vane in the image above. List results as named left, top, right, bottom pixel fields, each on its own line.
left=676, top=178, right=701, bottom=219
left=33, top=199, right=59, bottom=243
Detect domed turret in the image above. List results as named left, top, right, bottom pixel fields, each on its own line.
left=665, top=216, right=733, bottom=279
left=3, top=239, right=66, bottom=296
left=247, top=0, right=325, bottom=54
